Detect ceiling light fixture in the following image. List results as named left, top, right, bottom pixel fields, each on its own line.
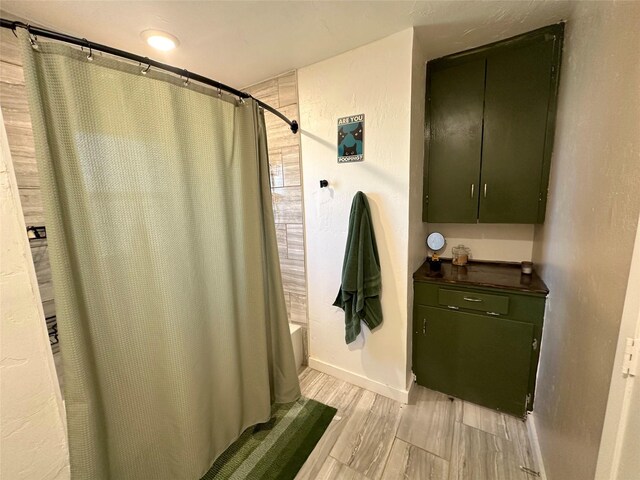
left=141, top=30, right=179, bottom=51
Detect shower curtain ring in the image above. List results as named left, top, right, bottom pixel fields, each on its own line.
left=27, top=26, right=38, bottom=50
left=217, top=87, right=222, bottom=97
left=83, top=39, right=93, bottom=61
left=183, top=70, right=190, bottom=86
left=141, top=59, right=151, bottom=75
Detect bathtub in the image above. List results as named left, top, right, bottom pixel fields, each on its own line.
left=289, top=323, right=303, bottom=371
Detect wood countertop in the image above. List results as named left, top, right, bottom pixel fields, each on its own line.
left=413, top=259, right=549, bottom=295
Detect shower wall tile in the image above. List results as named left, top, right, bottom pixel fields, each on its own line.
left=0, top=83, right=29, bottom=111
left=246, top=71, right=308, bottom=337
left=0, top=61, right=25, bottom=84
left=280, top=257, right=306, bottom=295
left=272, top=186, right=303, bottom=224
left=289, top=293, right=308, bottom=325
left=35, top=258, right=54, bottom=303
left=275, top=223, right=288, bottom=259
left=282, top=145, right=301, bottom=187
left=283, top=291, right=291, bottom=320
left=10, top=154, right=40, bottom=188
left=43, top=299, right=56, bottom=319
left=0, top=29, right=23, bottom=66
left=19, top=187, right=45, bottom=226
left=278, top=73, right=298, bottom=108
left=0, top=99, right=30, bottom=125
left=1, top=32, right=55, bottom=325
left=264, top=103, right=299, bottom=150
left=286, top=224, right=304, bottom=260
left=247, top=78, right=279, bottom=107
left=3, top=122, right=36, bottom=158
left=269, top=150, right=284, bottom=188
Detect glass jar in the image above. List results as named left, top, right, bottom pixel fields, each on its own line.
left=452, top=244, right=471, bottom=266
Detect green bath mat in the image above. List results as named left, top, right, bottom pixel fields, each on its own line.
left=201, top=397, right=336, bottom=480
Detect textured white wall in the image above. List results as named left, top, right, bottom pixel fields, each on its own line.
left=531, top=3, right=640, bottom=480
left=0, top=113, right=69, bottom=477
left=407, top=31, right=430, bottom=387
left=298, top=29, right=414, bottom=399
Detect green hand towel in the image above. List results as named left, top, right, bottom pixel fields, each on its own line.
left=333, top=191, right=383, bottom=344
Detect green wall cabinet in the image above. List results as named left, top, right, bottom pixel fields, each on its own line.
left=412, top=261, right=549, bottom=418
left=423, top=24, right=564, bottom=224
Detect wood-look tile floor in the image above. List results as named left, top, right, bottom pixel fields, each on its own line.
left=296, top=368, right=539, bottom=480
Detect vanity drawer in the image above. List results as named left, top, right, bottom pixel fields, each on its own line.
left=438, top=288, right=509, bottom=315
left=414, top=281, right=545, bottom=324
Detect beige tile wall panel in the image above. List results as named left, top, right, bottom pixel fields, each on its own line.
left=246, top=70, right=309, bottom=353
left=277, top=74, right=298, bottom=108
left=289, top=292, right=307, bottom=325
left=18, top=187, right=44, bottom=226
left=246, top=78, right=279, bottom=107
left=275, top=223, right=288, bottom=259
left=0, top=29, right=23, bottom=66
left=31, top=244, right=53, bottom=301
left=42, top=299, right=56, bottom=318
left=1, top=29, right=55, bottom=326
left=0, top=59, right=25, bottom=84
left=272, top=186, right=303, bottom=224
left=269, top=149, right=284, bottom=187
left=282, top=145, right=301, bottom=186
left=264, top=103, right=300, bottom=150
left=9, top=155, right=39, bottom=188
left=3, top=122, right=35, bottom=158
left=286, top=223, right=304, bottom=260
left=279, top=257, right=306, bottom=296
left=1, top=83, right=31, bottom=116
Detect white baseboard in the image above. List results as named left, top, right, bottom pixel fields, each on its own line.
left=308, top=357, right=410, bottom=403
left=526, top=412, right=548, bottom=480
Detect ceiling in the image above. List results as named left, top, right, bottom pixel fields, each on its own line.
left=1, top=1, right=574, bottom=88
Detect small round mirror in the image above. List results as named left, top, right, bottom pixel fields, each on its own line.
left=426, top=232, right=445, bottom=252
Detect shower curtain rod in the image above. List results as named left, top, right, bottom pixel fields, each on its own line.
left=0, top=18, right=299, bottom=134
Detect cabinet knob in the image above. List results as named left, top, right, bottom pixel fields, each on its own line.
left=470, top=184, right=475, bottom=198
left=484, top=183, right=488, bottom=198
left=423, top=318, right=427, bottom=335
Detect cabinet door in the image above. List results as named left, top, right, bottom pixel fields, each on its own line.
left=414, top=305, right=534, bottom=416
left=479, top=36, right=556, bottom=223
left=425, top=59, right=485, bottom=223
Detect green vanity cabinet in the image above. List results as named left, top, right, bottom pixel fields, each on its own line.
left=423, top=24, right=564, bottom=224
left=412, top=261, right=549, bottom=418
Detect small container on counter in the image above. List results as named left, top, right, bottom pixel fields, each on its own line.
left=452, top=244, right=471, bottom=266
left=521, top=261, right=533, bottom=275
left=427, top=254, right=442, bottom=272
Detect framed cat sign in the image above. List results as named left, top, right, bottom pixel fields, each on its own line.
left=337, top=114, right=364, bottom=163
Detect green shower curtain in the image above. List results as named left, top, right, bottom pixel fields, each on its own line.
left=19, top=32, right=300, bottom=479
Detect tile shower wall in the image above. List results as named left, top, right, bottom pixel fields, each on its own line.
left=245, top=72, right=309, bottom=335
left=0, top=30, right=57, bottom=330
